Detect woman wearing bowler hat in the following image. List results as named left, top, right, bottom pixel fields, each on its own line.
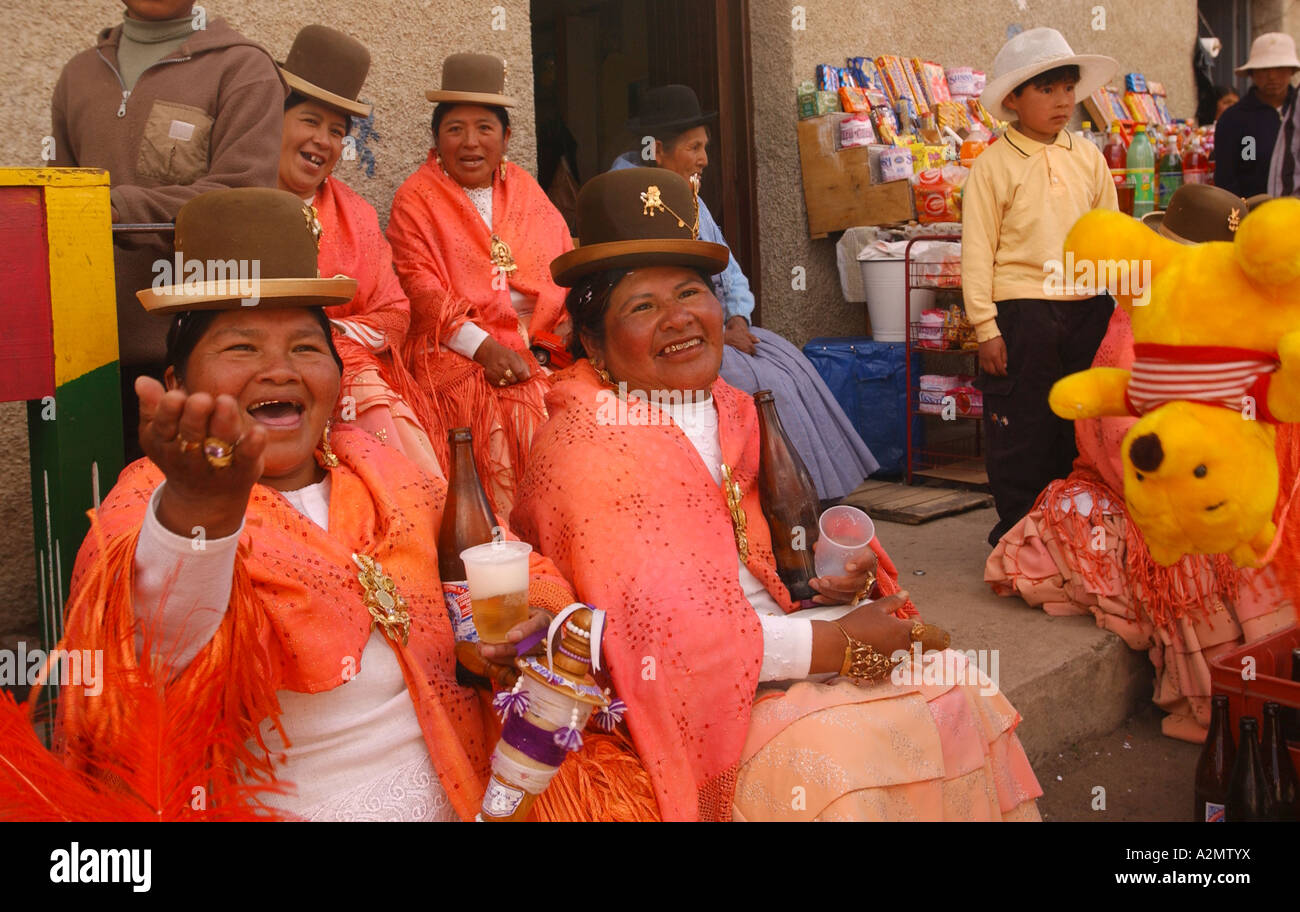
left=387, top=53, right=574, bottom=516
left=611, top=85, right=880, bottom=503
left=275, top=25, right=445, bottom=482
left=0, top=188, right=577, bottom=822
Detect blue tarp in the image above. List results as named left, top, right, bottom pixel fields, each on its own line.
left=802, top=337, right=922, bottom=477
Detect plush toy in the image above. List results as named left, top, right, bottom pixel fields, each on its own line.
left=1049, top=198, right=1300, bottom=567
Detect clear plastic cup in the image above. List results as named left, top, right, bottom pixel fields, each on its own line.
left=813, top=505, right=876, bottom=579
left=461, top=541, right=532, bottom=643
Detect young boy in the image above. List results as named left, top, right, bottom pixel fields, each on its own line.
left=51, top=0, right=285, bottom=457
left=961, top=28, right=1119, bottom=545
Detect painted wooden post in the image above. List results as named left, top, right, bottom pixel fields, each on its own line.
left=0, top=168, right=122, bottom=659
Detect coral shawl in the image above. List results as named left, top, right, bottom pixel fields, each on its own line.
left=314, top=176, right=442, bottom=479
left=56, top=425, right=573, bottom=820
left=386, top=154, right=573, bottom=508
left=511, top=362, right=906, bottom=821
left=315, top=175, right=412, bottom=382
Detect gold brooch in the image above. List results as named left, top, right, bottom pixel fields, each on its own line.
left=641, top=185, right=666, bottom=216
left=304, top=205, right=324, bottom=250
left=721, top=464, right=749, bottom=562
left=1228, top=207, right=1241, bottom=232
left=489, top=233, right=518, bottom=273
left=353, top=553, right=411, bottom=646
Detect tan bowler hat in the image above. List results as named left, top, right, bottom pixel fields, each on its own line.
left=280, top=25, right=373, bottom=118
left=425, top=53, right=517, bottom=107
left=551, top=168, right=729, bottom=287
left=1235, top=32, right=1300, bottom=74
left=137, top=188, right=357, bottom=313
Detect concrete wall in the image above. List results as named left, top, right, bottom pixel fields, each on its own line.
left=749, top=0, right=1198, bottom=347
left=0, top=0, right=537, bottom=646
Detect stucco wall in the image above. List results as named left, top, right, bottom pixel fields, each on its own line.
left=0, top=0, right=537, bottom=643
left=750, top=0, right=1199, bottom=347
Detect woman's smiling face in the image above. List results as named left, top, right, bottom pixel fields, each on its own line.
left=585, top=266, right=724, bottom=396
left=167, top=308, right=341, bottom=491
left=278, top=100, right=349, bottom=198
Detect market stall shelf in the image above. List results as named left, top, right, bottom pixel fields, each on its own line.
left=902, top=234, right=986, bottom=487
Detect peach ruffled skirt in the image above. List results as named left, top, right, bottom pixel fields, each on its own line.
left=986, top=483, right=1295, bottom=742
left=734, top=651, right=1042, bottom=821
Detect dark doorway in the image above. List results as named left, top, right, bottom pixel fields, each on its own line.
left=531, top=0, right=762, bottom=312
left=1198, top=0, right=1253, bottom=95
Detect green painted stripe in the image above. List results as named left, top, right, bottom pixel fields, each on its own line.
left=27, top=360, right=124, bottom=649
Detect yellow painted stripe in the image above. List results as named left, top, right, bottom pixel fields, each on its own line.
left=44, top=183, right=118, bottom=385
left=0, top=167, right=109, bottom=189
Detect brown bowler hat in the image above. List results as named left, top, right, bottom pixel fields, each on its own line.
left=425, top=53, right=516, bottom=107
left=626, top=85, right=716, bottom=136
left=280, top=25, right=372, bottom=118
left=137, top=188, right=357, bottom=313
left=550, top=168, right=729, bottom=287
left=1140, top=183, right=1247, bottom=244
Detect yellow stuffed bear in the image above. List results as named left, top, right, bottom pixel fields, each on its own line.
left=1049, top=198, right=1300, bottom=568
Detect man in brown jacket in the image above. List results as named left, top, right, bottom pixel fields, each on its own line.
left=51, top=0, right=285, bottom=456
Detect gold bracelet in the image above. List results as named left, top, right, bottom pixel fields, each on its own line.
left=832, top=622, right=900, bottom=682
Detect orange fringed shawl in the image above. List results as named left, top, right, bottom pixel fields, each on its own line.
left=511, top=362, right=909, bottom=821
left=51, top=425, right=574, bottom=821
left=385, top=155, right=573, bottom=508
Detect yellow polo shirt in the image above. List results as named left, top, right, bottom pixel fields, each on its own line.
left=960, top=125, right=1118, bottom=342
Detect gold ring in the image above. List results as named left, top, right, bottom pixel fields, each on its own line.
left=178, top=437, right=201, bottom=454
left=498, top=377, right=509, bottom=387
left=203, top=436, right=236, bottom=469
left=854, top=572, right=877, bottom=603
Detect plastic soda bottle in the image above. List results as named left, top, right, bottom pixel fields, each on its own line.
left=1183, top=135, right=1210, bottom=185
left=1127, top=124, right=1156, bottom=217
left=1157, top=127, right=1183, bottom=209
left=1103, top=123, right=1133, bottom=215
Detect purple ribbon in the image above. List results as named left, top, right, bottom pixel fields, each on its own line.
left=502, top=713, right=569, bottom=767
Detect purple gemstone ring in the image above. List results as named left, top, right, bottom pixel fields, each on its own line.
left=203, top=436, right=236, bottom=469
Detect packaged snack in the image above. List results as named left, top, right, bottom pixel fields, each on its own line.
left=945, top=385, right=982, bottom=417
left=879, top=146, right=914, bottom=182
left=918, top=309, right=947, bottom=349
left=838, top=86, right=871, bottom=114
left=971, top=70, right=986, bottom=95
left=945, top=66, right=976, bottom=96
left=797, top=80, right=819, bottom=119
left=1125, top=72, right=1148, bottom=93
left=816, top=64, right=839, bottom=91
left=923, top=62, right=952, bottom=103
left=935, top=100, right=972, bottom=133
left=902, top=59, right=932, bottom=116
left=839, top=112, right=876, bottom=148
left=1122, top=91, right=1148, bottom=123
left=912, top=166, right=967, bottom=225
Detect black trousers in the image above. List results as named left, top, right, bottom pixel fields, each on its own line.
left=976, top=296, right=1113, bottom=546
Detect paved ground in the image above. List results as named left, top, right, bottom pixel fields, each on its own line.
left=874, top=501, right=1200, bottom=821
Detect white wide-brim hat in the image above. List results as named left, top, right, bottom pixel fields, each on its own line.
left=1235, top=32, right=1300, bottom=74
left=980, top=27, right=1119, bottom=123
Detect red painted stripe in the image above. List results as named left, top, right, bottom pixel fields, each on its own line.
left=0, top=187, right=54, bottom=402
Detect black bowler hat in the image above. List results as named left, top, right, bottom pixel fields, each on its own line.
left=550, top=168, right=729, bottom=287
left=626, top=85, right=716, bottom=137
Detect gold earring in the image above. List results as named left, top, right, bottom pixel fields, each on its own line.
left=320, top=420, right=340, bottom=468
left=597, top=366, right=613, bottom=387
left=500, top=153, right=509, bottom=181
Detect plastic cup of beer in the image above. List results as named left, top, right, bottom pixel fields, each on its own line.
left=813, top=505, right=875, bottom=579
left=461, top=541, right=532, bottom=644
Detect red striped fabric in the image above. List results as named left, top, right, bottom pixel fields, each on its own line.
left=1125, top=343, right=1279, bottom=419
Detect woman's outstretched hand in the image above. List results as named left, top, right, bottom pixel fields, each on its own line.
left=136, top=375, right=265, bottom=539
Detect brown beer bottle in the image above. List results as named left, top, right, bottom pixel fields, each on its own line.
left=1193, top=694, right=1234, bottom=822
left=1225, top=716, right=1274, bottom=821
left=437, top=428, right=497, bottom=645
left=1261, top=702, right=1299, bottom=820
left=754, top=390, right=820, bottom=603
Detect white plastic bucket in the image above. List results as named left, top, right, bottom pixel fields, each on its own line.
left=861, top=258, right=935, bottom=342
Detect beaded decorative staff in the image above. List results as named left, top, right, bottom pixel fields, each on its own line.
left=480, top=603, right=626, bottom=822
